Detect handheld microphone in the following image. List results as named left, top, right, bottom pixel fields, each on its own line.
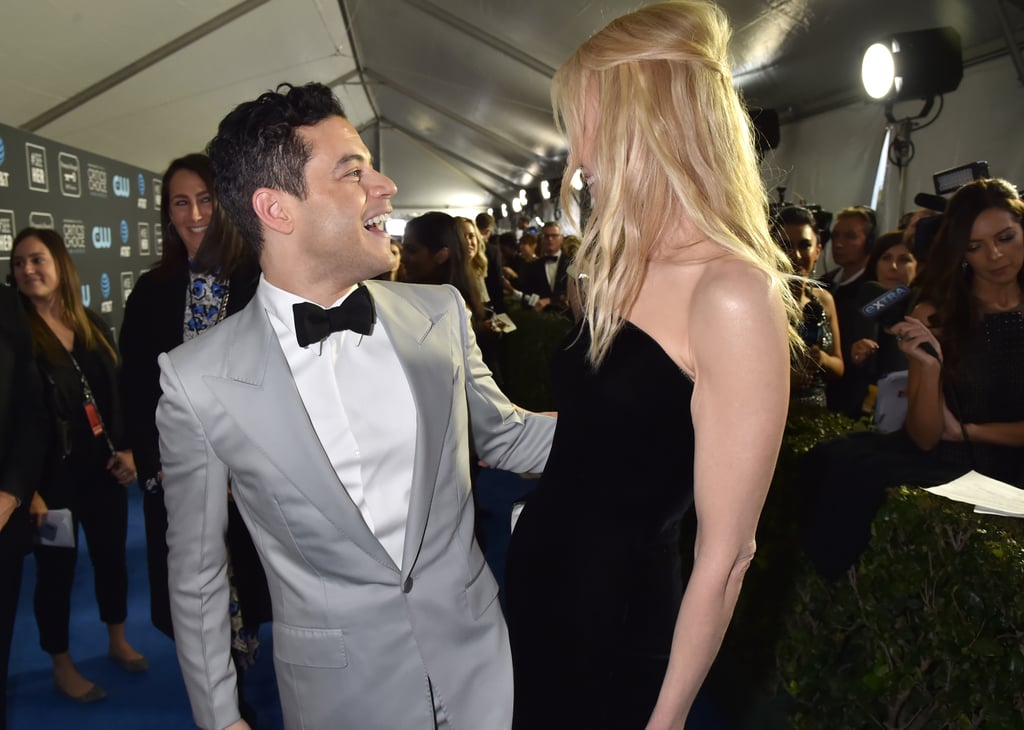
left=860, top=285, right=940, bottom=361
left=860, top=285, right=912, bottom=328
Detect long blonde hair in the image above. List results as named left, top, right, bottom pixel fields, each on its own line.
left=553, top=0, right=799, bottom=366
left=456, top=216, right=489, bottom=279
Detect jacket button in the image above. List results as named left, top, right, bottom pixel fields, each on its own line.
left=403, top=577, right=413, bottom=593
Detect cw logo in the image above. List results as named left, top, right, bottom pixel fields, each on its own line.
left=92, top=226, right=112, bottom=248
left=112, top=175, right=130, bottom=198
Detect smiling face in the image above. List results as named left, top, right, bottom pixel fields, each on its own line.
left=964, top=207, right=1024, bottom=291
left=11, top=235, right=61, bottom=306
left=283, top=115, right=397, bottom=287
left=876, top=242, right=918, bottom=289
left=168, top=169, right=213, bottom=258
left=460, top=219, right=480, bottom=259
left=781, top=222, right=821, bottom=276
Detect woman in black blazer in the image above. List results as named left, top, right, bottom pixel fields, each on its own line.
left=10, top=227, right=143, bottom=704
left=118, top=153, right=269, bottom=722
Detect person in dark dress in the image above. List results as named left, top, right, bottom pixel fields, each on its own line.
left=118, top=153, right=269, bottom=723
left=504, top=2, right=797, bottom=728
left=0, top=284, right=48, bottom=729
left=10, top=228, right=145, bottom=704
left=801, top=179, right=1024, bottom=580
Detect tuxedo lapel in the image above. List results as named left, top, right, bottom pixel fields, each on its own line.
left=368, top=283, right=452, bottom=578
left=204, top=301, right=395, bottom=570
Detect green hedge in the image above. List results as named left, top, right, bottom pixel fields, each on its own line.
left=729, top=404, right=1024, bottom=729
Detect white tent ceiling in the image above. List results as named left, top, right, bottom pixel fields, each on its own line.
left=2, top=0, right=1021, bottom=219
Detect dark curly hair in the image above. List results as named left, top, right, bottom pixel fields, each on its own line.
left=206, top=82, right=346, bottom=253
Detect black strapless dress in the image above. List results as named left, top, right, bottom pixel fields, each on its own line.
left=505, top=321, right=696, bottom=729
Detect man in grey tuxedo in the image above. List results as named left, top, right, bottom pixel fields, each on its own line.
left=156, top=82, right=555, bottom=730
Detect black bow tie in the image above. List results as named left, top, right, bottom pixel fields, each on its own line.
left=542, top=254, right=559, bottom=263
left=292, top=286, right=375, bottom=348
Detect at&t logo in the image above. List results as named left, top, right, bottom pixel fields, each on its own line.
left=92, top=226, right=112, bottom=248
left=112, top=174, right=130, bottom=198
left=0, top=135, right=5, bottom=166
left=0, top=136, right=7, bottom=189
left=137, top=173, right=145, bottom=197
left=100, top=273, right=111, bottom=299
left=119, top=219, right=129, bottom=244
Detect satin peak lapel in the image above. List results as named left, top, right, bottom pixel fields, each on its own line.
left=368, top=283, right=452, bottom=578
left=203, top=301, right=395, bottom=570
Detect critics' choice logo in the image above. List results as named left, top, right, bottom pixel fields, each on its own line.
left=0, top=210, right=15, bottom=254
left=138, top=223, right=151, bottom=255
left=112, top=174, right=130, bottom=198
left=25, top=143, right=49, bottom=192
left=87, top=164, right=108, bottom=197
left=100, top=273, right=112, bottom=299
left=92, top=225, right=112, bottom=248
left=153, top=179, right=161, bottom=210
left=62, top=220, right=86, bottom=252
left=58, top=152, right=82, bottom=198
left=154, top=224, right=163, bottom=255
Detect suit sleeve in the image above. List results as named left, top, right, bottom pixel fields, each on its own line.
left=119, top=279, right=165, bottom=483
left=156, top=352, right=240, bottom=730
left=446, top=286, right=555, bottom=472
left=1, top=291, right=48, bottom=504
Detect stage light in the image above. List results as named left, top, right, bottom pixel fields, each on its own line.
left=861, top=27, right=962, bottom=104
left=540, top=180, right=550, bottom=200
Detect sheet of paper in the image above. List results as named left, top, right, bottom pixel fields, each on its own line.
left=35, top=508, right=76, bottom=548
left=924, top=470, right=1024, bottom=518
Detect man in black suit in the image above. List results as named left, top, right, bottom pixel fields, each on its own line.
left=518, top=221, right=571, bottom=315
left=818, top=206, right=878, bottom=418
left=0, top=285, right=48, bottom=730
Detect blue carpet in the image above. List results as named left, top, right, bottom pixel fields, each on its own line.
left=7, top=486, right=283, bottom=729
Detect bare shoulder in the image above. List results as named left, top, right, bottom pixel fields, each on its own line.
left=689, top=256, right=786, bottom=335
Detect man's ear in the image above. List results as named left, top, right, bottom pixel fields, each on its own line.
left=433, top=246, right=450, bottom=265
left=252, top=188, right=294, bottom=235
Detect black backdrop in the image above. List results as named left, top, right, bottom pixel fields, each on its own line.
left=0, top=121, right=162, bottom=338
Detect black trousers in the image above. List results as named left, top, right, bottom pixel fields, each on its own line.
left=32, top=461, right=128, bottom=655
left=0, top=549, right=24, bottom=730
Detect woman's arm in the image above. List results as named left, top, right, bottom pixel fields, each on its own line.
left=891, top=304, right=945, bottom=450
left=816, top=289, right=844, bottom=378
left=647, top=262, right=789, bottom=729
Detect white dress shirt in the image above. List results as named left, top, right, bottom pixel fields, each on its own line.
left=544, top=251, right=561, bottom=291
left=258, top=276, right=417, bottom=567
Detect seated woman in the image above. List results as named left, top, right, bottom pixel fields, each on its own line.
left=775, top=206, right=843, bottom=407
left=891, top=178, right=1024, bottom=486
left=802, top=179, right=1024, bottom=578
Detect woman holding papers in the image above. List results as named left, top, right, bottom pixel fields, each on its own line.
left=890, top=178, right=1024, bottom=486
left=9, top=227, right=144, bottom=704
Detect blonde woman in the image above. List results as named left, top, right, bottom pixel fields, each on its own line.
left=504, top=2, right=798, bottom=728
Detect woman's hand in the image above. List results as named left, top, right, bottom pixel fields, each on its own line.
left=29, top=491, right=48, bottom=528
left=107, top=450, right=137, bottom=486
left=890, top=316, right=943, bottom=365
left=850, top=338, right=879, bottom=366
